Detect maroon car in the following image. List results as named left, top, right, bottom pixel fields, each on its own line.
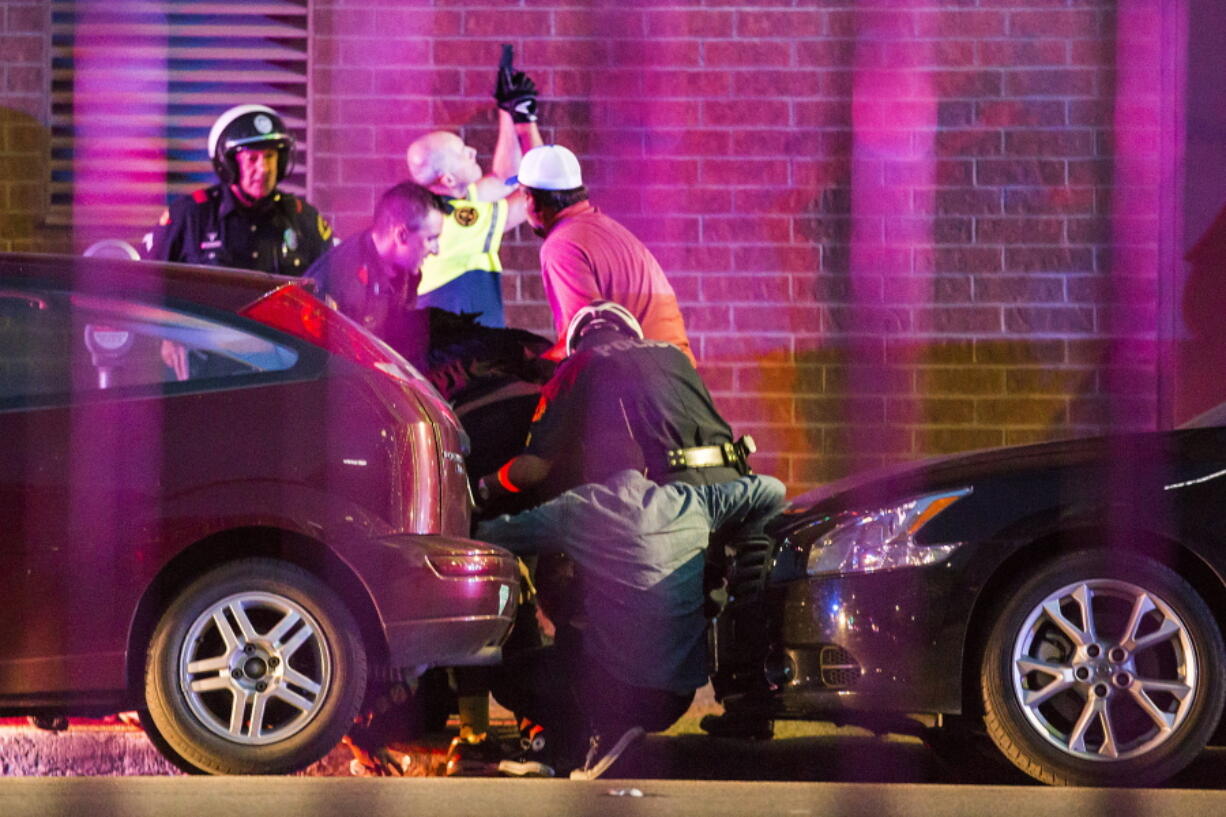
left=0, top=252, right=518, bottom=774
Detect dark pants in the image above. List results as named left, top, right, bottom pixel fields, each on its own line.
left=490, top=627, right=693, bottom=770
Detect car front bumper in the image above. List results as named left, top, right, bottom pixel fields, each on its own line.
left=715, top=559, right=974, bottom=719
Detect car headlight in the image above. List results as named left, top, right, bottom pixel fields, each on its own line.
left=806, top=488, right=972, bottom=576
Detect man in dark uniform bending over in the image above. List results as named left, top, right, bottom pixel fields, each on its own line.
left=472, top=301, right=787, bottom=778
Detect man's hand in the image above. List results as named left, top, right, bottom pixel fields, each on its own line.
left=495, top=63, right=539, bottom=124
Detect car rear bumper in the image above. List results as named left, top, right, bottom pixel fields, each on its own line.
left=354, top=534, right=519, bottom=674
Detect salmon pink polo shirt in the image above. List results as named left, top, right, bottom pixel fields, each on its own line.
left=539, top=200, right=695, bottom=365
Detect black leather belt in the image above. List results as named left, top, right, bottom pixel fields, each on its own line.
left=666, top=435, right=756, bottom=473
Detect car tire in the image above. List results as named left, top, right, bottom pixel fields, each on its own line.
left=144, top=558, right=367, bottom=775
left=981, top=549, right=1225, bottom=786
left=921, top=715, right=1029, bottom=784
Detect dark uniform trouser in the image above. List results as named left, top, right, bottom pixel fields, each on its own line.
left=490, top=625, right=693, bottom=770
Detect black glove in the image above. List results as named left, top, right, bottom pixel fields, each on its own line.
left=495, top=68, right=539, bottom=123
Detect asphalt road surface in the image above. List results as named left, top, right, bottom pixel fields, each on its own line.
left=6, top=777, right=1226, bottom=817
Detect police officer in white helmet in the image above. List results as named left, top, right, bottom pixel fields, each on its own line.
left=147, top=104, right=335, bottom=275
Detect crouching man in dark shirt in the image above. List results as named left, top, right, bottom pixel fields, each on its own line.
left=471, top=301, right=787, bottom=778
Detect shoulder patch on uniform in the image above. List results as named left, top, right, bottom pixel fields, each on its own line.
left=317, top=214, right=333, bottom=242
left=453, top=206, right=479, bottom=227
left=295, top=198, right=303, bottom=214
left=158, top=209, right=171, bottom=226
left=191, top=189, right=209, bottom=203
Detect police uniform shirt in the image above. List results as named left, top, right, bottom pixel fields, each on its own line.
left=148, top=183, right=334, bottom=275
left=417, top=184, right=507, bottom=296
left=524, top=330, right=739, bottom=499
left=303, top=230, right=427, bottom=367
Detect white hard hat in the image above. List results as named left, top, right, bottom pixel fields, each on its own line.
left=509, top=144, right=583, bottom=191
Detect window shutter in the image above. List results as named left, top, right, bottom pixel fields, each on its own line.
left=49, top=1, right=310, bottom=247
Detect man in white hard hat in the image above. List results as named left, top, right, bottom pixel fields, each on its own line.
left=512, top=144, right=694, bottom=364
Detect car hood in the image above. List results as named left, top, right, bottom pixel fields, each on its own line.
left=776, top=429, right=1199, bottom=535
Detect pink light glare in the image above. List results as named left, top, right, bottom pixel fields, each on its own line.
left=847, top=3, right=937, bottom=473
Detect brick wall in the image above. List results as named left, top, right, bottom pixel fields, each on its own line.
left=0, top=1, right=1168, bottom=494
left=311, top=0, right=1164, bottom=492
left=0, top=1, right=54, bottom=253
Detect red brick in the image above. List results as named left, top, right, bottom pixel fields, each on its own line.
left=554, top=10, right=644, bottom=36
left=977, top=218, right=1064, bottom=244
left=339, top=38, right=429, bottom=66
left=977, top=159, right=1069, bottom=188
left=915, top=9, right=1006, bottom=38
left=794, top=101, right=852, bottom=129
left=1004, top=307, right=1095, bottom=334
left=5, top=5, right=46, bottom=34
left=683, top=304, right=735, bottom=333
left=979, top=40, right=1068, bottom=67
left=977, top=398, right=1069, bottom=426
left=608, top=39, right=700, bottom=68
left=648, top=129, right=731, bottom=156
left=644, top=10, right=731, bottom=38
left=825, top=306, right=913, bottom=335
left=700, top=273, right=792, bottom=303
left=976, top=100, right=1067, bottom=128
left=550, top=69, right=640, bottom=98
left=588, top=157, right=698, bottom=187
left=373, top=8, right=460, bottom=35
left=0, top=35, right=42, bottom=63
left=906, top=397, right=976, bottom=425
left=797, top=39, right=854, bottom=68
left=976, top=276, right=1067, bottom=303
left=1004, top=69, right=1097, bottom=97
left=1006, top=368, right=1095, bottom=395
left=380, top=69, right=461, bottom=97
left=936, top=129, right=1003, bottom=157
left=1010, top=9, right=1102, bottom=38
left=652, top=245, right=732, bottom=273
left=736, top=71, right=823, bottom=99
left=616, top=216, right=699, bottom=244
left=936, top=188, right=1002, bottom=215
left=1005, top=130, right=1095, bottom=157
left=648, top=71, right=732, bottom=98
left=974, top=340, right=1066, bottom=365
left=931, top=71, right=1003, bottom=99
left=704, top=40, right=792, bottom=68
left=737, top=10, right=825, bottom=39
left=522, top=38, right=612, bottom=67
left=926, top=247, right=1002, bottom=275
left=703, top=100, right=789, bottom=128
left=655, top=187, right=732, bottom=215
left=1003, top=187, right=1095, bottom=215
left=703, top=215, right=791, bottom=244
left=915, top=427, right=1005, bottom=455
left=915, top=307, right=1003, bottom=334
left=824, top=365, right=914, bottom=395
left=1004, top=248, right=1095, bottom=274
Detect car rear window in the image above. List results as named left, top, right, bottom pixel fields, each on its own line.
left=0, top=288, right=299, bottom=403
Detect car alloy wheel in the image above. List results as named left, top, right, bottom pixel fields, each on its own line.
left=982, top=550, right=1225, bottom=786
left=145, top=558, right=367, bottom=775
left=179, top=591, right=332, bottom=745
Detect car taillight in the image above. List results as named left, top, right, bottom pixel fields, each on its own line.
left=241, top=283, right=427, bottom=388
left=426, top=552, right=509, bottom=578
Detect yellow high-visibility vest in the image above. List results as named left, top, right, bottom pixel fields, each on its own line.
left=418, top=184, right=508, bottom=295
